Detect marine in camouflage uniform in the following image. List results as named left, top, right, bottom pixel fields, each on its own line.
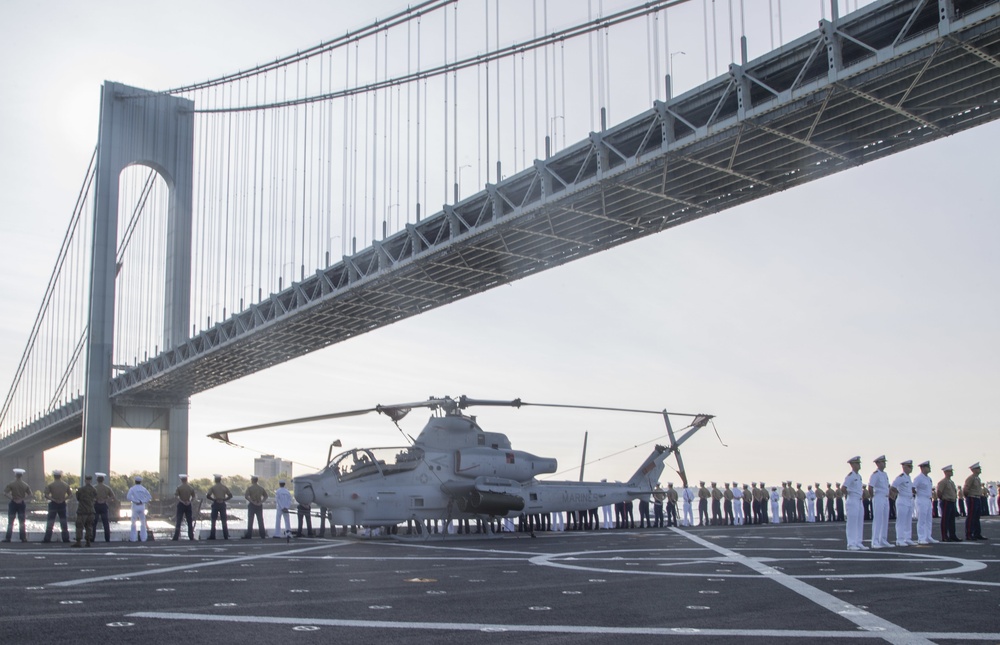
left=73, top=475, right=98, bottom=547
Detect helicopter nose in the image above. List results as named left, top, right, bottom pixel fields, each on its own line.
left=293, top=480, right=314, bottom=506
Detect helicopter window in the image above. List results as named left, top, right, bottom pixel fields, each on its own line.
left=411, top=498, right=424, bottom=508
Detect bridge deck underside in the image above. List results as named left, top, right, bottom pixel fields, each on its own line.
left=4, top=0, right=1000, bottom=453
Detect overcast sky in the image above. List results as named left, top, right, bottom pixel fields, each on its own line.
left=1, top=0, right=997, bottom=488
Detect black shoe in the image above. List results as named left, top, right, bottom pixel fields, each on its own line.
left=207, top=536, right=216, bottom=540
left=241, top=535, right=251, bottom=539
left=2, top=538, right=10, bottom=542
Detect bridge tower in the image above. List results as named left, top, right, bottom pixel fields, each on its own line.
left=82, top=82, right=194, bottom=499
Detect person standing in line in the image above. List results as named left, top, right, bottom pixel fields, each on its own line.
left=825, top=483, right=837, bottom=522
left=274, top=479, right=293, bottom=538
left=710, top=483, right=723, bottom=526
left=732, top=483, right=744, bottom=526
left=243, top=475, right=268, bottom=539
left=665, top=483, right=679, bottom=527
left=93, top=473, right=115, bottom=542
left=869, top=456, right=891, bottom=549
left=988, top=482, right=998, bottom=516
left=682, top=484, right=695, bottom=527
left=769, top=486, right=781, bottom=524
left=638, top=493, right=651, bottom=529
left=844, top=456, right=867, bottom=550
left=206, top=474, right=233, bottom=540
left=937, top=465, right=961, bottom=542
left=835, top=483, right=846, bottom=522
left=759, top=482, right=769, bottom=524
left=750, top=483, right=762, bottom=524
left=295, top=503, right=316, bottom=537
left=126, top=475, right=152, bottom=542
left=72, top=475, right=97, bottom=547
left=172, top=474, right=196, bottom=541
left=652, top=484, right=666, bottom=528
left=963, top=463, right=986, bottom=541
left=913, top=460, right=937, bottom=545
left=891, top=459, right=916, bottom=547
left=43, top=470, right=72, bottom=543
left=806, top=485, right=817, bottom=523
left=3, top=468, right=31, bottom=542
left=780, top=482, right=792, bottom=523
left=814, top=483, right=825, bottom=522
left=795, top=483, right=806, bottom=523
left=741, top=484, right=752, bottom=525
left=723, top=483, right=734, bottom=526
left=697, top=482, right=710, bottom=526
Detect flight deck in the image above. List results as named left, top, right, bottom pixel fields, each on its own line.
left=0, top=519, right=997, bottom=644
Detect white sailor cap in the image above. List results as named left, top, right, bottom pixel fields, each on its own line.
left=179, top=474, right=187, bottom=479
left=901, top=459, right=913, bottom=466
left=95, top=472, right=106, bottom=478
left=942, top=464, right=953, bottom=471
left=874, top=455, right=886, bottom=462
left=970, top=462, right=981, bottom=470
left=134, top=475, right=142, bottom=482
left=52, top=469, right=63, bottom=476
left=918, top=460, right=930, bottom=468
left=12, top=468, right=25, bottom=475
left=847, top=456, right=861, bottom=463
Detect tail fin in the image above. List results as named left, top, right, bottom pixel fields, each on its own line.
left=627, top=445, right=670, bottom=490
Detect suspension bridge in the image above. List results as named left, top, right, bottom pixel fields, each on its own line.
left=1, top=0, right=999, bottom=497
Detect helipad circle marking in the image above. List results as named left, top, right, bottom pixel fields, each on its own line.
left=481, top=627, right=507, bottom=632
left=672, top=627, right=701, bottom=633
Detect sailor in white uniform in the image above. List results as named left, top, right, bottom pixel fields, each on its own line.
left=806, top=485, right=817, bottom=522
left=913, top=460, right=937, bottom=544
left=731, top=482, right=744, bottom=526
left=681, top=486, right=695, bottom=527
left=274, top=479, right=293, bottom=538
left=768, top=486, right=781, bottom=523
left=891, top=459, right=916, bottom=546
left=844, top=456, right=867, bottom=550
left=868, top=455, right=892, bottom=549
left=126, top=475, right=152, bottom=542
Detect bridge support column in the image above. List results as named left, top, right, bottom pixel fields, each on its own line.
left=159, top=404, right=189, bottom=502
left=82, top=82, right=194, bottom=480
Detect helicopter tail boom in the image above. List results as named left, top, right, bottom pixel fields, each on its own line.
left=626, top=444, right=670, bottom=491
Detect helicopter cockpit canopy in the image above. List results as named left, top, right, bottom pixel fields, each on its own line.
left=322, top=446, right=424, bottom=483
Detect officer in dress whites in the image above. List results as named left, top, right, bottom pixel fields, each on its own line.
left=43, top=469, right=72, bottom=542
left=913, top=460, right=937, bottom=545
left=126, top=475, right=152, bottom=542
left=206, top=474, right=233, bottom=539
left=768, top=485, right=781, bottom=523
left=732, top=483, right=744, bottom=526
left=988, top=482, right=998, bottom=516
left=172, top=474, right=197, bottom=541
left=869, top=456, right=891, bottom=549
left=723, top=483, right=734, bottom=526
left=72, top=475, right=97, bottom=547
left=4, top=468, right=31, bottom=542
left=652, top=484, right=666, bottom=528
left=936, top=465, right=960, bottom=542
left=681, top=484, right=695, bottom=527
left=844, top=456, right=867, bottom=550
left=274, top=479, right=293, bottom=538
left=93, top=473, right=115, bottom=542
left=243, top=476, right=269, bottom=539
left=806, top=485, right=817, bottom=522
left=890, top=459, right=916, bottom=547
left=963, top=463, right=987, bottom=541
left=697, top=482, right=710, bottom=526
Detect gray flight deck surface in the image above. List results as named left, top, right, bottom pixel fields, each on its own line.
left=1, top=520, right=997, bottom=644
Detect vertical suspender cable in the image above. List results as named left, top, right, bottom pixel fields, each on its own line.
left=589, top=0, right=595, bottom=132
left=485, top=0, right=491, bottom=184
left=443, top=8, right=449, bottom=202
left=703, top=0, right=710, bottom=81
left=495, top=0, right=501, bottom=181
left=416, top=19, right=422, bottom=221
left=453, top=3, right=458, bottom=199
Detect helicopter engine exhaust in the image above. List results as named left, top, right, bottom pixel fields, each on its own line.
left=458, top=490, right=525, bottom=515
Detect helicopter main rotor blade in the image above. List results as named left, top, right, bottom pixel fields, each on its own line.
left=208, top=407, right=381, bottom=443
left=517, top=400, right=708, bottom=418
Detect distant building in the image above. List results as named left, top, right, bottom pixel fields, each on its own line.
left=254, top=454, right=292, bottom=479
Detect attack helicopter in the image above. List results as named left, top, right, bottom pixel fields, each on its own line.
left=208, top=395, right=713, bottom=531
